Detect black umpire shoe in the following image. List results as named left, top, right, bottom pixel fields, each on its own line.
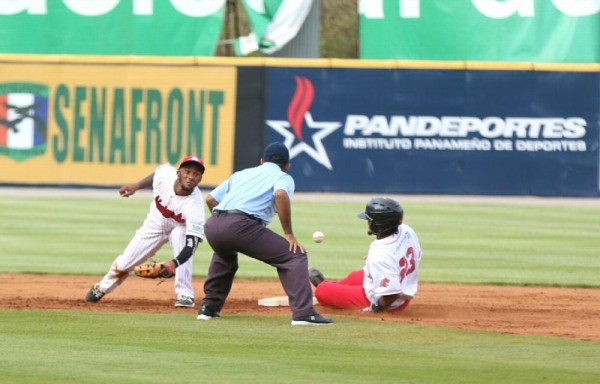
left=308, top=267, right=325, bottom=287
left=291, top=314, right=333, bottom=326
left=197, top=305, right=221, bottom=320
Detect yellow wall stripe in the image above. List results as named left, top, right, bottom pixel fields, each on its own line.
left=0, top=54, right=597, bottom=72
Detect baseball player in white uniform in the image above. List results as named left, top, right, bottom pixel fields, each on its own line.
left=84, top=156, right=206, bottom=308
left=309, top=197, right=422, bottom=313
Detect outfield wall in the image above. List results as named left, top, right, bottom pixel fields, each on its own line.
left=0, top=55, right=598, bottom=197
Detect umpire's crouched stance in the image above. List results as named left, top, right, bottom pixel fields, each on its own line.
left=197, top=142, right=333, bottom=325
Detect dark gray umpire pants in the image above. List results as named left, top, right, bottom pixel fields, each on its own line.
left=201, top=211, right=318, bottom=318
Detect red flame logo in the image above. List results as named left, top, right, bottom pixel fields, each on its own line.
left=287, top=76, right=314, bottom=141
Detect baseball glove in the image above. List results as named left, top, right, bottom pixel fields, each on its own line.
left=134, top=261, right=176, bottom=279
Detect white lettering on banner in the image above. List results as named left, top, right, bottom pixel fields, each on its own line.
left=170, top=0, right=225, bottom=17
left=5, top=0, right=596, bottom=18
left=134, top=0, right=153, bottom=15
left=0, top=0, right=46, bottom=15
left=343, top=138, right=413, bottom=150
left=400, top=0, right=420, bottom=18
left=493, top=140, right=513, bottom=150
left=0, top=0, right=225, bottom=16
left=413, top=138, right=491, bottom=151
left=553, top=0, right=600, bottom=17
left=343, top=115, right=587, bottom=139
left=357, top=0, right=600, bottom=19
left=63, top=0, right=119, bottom=16
left=472, top=0, right=534, bottom=19
left=515, top=140, right=587, bottom=152
left=342, top=138, right=587, bottom=152
left=341, top=115, right=589, bottom=153
left=359, top=0, right=421, bottom=19
left=358, top=0, right=384, bottom=18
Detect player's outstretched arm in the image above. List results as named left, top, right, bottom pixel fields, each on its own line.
left=119, top=173, right=154, bottom=197
left=206, top=194, right=219, bottom=211
left=274, top=189, right=305, bottom=254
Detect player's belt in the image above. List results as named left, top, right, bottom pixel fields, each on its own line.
left=213, top=209, right=263, bottom=225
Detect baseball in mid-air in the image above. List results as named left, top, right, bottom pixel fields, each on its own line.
left=312, top=231, right=325, bottom=243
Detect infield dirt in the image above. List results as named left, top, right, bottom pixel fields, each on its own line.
left=1, top=274, right=598, bottom=342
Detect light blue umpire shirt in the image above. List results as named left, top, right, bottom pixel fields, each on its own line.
left=209, top=162, right=295, bottom=225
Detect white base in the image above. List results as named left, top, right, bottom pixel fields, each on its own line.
left=258, top=296, right=319, bottom=307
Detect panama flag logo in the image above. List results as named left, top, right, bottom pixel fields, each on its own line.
left=0, top=82, right=49, bottom=161
left=267, top=76, right=341, bottom=170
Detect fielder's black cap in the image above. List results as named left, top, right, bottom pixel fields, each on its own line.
left=179, top=155, right=205, bottom=173
left=263, top=142, right=290, bottom=165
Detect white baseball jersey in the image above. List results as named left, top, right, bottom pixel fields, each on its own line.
left=98, top=163, right=205, bottom=298
left=363, top=223, right=423, bottom=310
left=149, top=163, right=205, bottom=239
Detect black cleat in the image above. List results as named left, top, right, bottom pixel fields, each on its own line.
left=175, top=295, right=195, bottom=308
left=84, top=284, right=106, bottom=303
left=197, top=304, right=221, bottom=320
left=291, top=313, right=333, bottom=326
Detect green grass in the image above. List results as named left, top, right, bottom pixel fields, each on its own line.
left=0, top=311, right=598, bottom=384
left=1, top=196, right=599, bottom=286
left=1, top=194, right=599, bottom=383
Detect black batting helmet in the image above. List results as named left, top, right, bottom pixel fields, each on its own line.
left=357, top=197, right=403, bottom=235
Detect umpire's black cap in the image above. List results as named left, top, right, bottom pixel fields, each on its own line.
left=263, top=142, right=290, bottom=165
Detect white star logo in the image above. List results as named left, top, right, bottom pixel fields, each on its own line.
left=266, top=112, right=341, bottom=170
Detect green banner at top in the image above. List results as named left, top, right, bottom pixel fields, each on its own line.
left=0, top=0, right=225, bottom=56
left=359, top=0, right=600, bottom=63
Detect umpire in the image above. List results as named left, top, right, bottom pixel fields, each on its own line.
left=197, top=142, right=333, bottom=325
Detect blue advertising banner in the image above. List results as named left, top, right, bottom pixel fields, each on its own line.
left=265, top=67, right=599, bottom=197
